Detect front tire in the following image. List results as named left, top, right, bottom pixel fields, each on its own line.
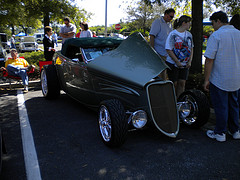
left=98, top=99, right=128, bottom=147
left=178, top=89, right=210, bottom=128
left=41, top=64, right=60, bottom=99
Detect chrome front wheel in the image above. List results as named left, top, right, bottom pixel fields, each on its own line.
left=178, top=90, right=210, bottom=128
left=98, top=99, right=128, bottom=147
left=40, top=65, right=60, bottom=99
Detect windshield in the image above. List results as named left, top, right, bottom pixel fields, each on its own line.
left=82, top=47, right=114, bottom=62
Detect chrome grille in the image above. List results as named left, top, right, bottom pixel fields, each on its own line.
left=147, top=81, right=179, bottom=136
left=25, top=43, right=35, bottom=47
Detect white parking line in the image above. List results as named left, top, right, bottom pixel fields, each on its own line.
left=17, top=90, right=42, bottom=180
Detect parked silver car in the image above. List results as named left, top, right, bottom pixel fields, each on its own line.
left=0, top=43, right=7, bottom=67
left=34, top=33, right=44, bottom=43
left=19, top=36, right=38, bottom=52
left=0, top=33, right=10, bottom=53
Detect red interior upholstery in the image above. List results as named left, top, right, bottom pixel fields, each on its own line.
left=39, top=61, right=52, bottom=72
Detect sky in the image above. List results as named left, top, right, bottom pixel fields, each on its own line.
left=76, top=0, right=128, bottom=27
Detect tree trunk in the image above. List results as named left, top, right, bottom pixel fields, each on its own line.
left=44, top=11, right=50, bottom=29
left=21, top=25, right=28, bottom=35
left=24, top=28, right=28, bottom=35
left=190, top=0, right=203, bottom=74
left=11, top=25, right=15, bottom=35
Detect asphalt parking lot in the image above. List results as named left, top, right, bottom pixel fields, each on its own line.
left=0, top=83, right=240, bottom=180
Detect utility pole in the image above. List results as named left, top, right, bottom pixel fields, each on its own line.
left=104, top=0, right=108, bottom=37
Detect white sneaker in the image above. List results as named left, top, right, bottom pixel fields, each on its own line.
left=23, top=85, right=28, bottom=93
left=206, top=130, right=226, bottom=142
left=229, top=130, right=240, bottom=140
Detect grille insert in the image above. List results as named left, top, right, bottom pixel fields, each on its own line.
left=147, top=81, right=179, bottom=136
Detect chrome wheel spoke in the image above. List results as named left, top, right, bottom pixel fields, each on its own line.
left=41, top=70, right=48, bottom=95
left=99, top=105, right=112, bottom=142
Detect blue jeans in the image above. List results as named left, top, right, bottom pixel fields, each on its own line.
left=210, top=83, right=239, bottom=134
left=238, top=89, right=240, bottom=107
left=11, top=43, right=16, bottom=49
left=54, top=40, right=58, bottom=47
left=6, top=64, right=28, bottom=85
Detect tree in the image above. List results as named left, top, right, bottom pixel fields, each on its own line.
left=68, top=7, right=93, bottom=30
left=0, top=0, right=24, bottom=34
left=32, top=0, right=77, bottom=27
left=0, top=0, right=91, bottom=36
left=125, top=0, right=166, bottom=36
left=213, top=0, right=240, bottom=15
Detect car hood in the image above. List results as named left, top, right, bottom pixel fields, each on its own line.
left=88, top=32, right=168, bottom=87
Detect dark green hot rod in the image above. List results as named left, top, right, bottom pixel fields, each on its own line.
left=41, top=33, right=210, bottom=147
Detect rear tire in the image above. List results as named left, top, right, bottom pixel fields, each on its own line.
left=98, top=99, right=128, bottom=147
left=178, top=89, right=210, bottom=128
left=0, top=129, right=2, bottom=173
left=41, top=64, right=60, bottom=99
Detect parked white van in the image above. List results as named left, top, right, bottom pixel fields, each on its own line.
left=34, top=33, right=44, bottom=42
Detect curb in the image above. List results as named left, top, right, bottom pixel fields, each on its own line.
left=0, top=80, right=40, bottom=89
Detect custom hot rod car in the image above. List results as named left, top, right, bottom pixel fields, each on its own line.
left=41, top=33, right=210, bottom=147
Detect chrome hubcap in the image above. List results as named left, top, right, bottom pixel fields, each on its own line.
left=41, top=70, right=48, bottom=96
left=180, top=95, right=198, bottom=125
left=99, top=105, right=111, bottom=142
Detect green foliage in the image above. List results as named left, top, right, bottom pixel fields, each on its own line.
left=203, top=26, right=214, bottom=37
left=173, top=1, right=192, bottom=18
left=186, top=72, right=210, bottom=102
left=186, top=73, right=205, bottom=92
left=17, top=51, right=45, bottom=79
left=70, top=7, right=93, bottom=29
left=0, top=0, right=91, bottom=35
left=213, top=0, right=240, bottom=15
left=89, top=26, right=105, bottom=36
left=19, top=51, right=45, bottom=67
left=125, top=0, right=166, bottom=37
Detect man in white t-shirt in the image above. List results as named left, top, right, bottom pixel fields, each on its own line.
left=59, top=17, right=76, bottom=45
left=149, top=8, right=175, bottom=79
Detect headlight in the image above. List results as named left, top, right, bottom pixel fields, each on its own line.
left=178, top=102, right=191, bottom=119
left=131, top=110, right=147, bottom=129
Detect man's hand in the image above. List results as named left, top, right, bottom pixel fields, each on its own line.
left=176, top=61, right=183, bottom=68
left=26, top=65, right=35, bottom=72
left=186, top=61, right=192, bottom=68
left=0, top=67, right=6, bottom=71
left=60, top=31, right=74, bottom=38
left=203, top=80, right=210, bottom=92
left=203, top=57, right=214, bottom=92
